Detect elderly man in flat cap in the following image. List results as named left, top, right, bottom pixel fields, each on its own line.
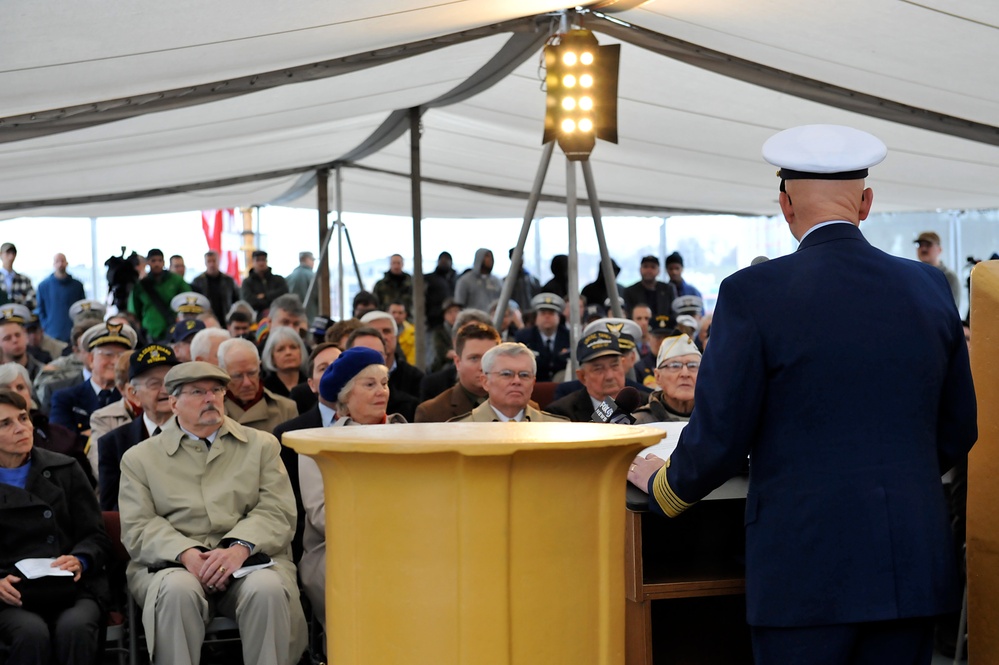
left=629, top=125, right=976, bottom=664
left=119, top=361, right=307, bottom=665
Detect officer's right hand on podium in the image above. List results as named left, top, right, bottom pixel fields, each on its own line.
left=628, top=453, right=667, bottom=493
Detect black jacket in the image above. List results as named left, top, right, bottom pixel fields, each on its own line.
left=273, top=406, right=324, bottom=563
left=0, top=447, right=111, bottom=607
left=240, top=268, right=289, bottom=317
left=97, top=416, right=151, bottom=511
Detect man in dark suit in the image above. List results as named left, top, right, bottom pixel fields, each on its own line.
left=629, top=125, right=977, bottom=664
left=273, top=342, right=342, bottom=563
left=546, top=332, right=630, bottom=423
left=97, top=344, right=179, bottom=510
left=51, top=321, right=138, bottom=445
left=415, top=322, right=501, bottom=422
left=514, top=293, right=570, bottom=382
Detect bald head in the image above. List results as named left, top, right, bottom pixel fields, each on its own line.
left=779, top=179, right=873, bottom=241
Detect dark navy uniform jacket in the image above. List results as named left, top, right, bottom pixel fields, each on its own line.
left=650, top=222, right=977, bottom=628
left=514, top=325, right=570, bottom=382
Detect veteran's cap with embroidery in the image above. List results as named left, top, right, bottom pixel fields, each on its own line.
left=69, top=299, right=107, bottom=322
left=128, top=344, right=180, bottom=381
left=530, top=292, right=565, bottom=313
left=582, top=317, right=642, bottom=345
left=763, top=124, right=887, bottom=192
left=163, top=361, right=231, bottom=394
left=169, top=319, right=206, bottom=343
left=170, top=292, right=211, bottom=315
left=656, top=332, right=702, bottom=368
left=0, top=303, right=32, bottom=325
left=81, top=321, right=138, bottom=350
left=576, top=331, right=622, bottom=364
left=650, top=314, right=676, bottom=337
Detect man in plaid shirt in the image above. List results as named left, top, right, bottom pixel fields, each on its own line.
left=0, top=243, right=36, bottom=310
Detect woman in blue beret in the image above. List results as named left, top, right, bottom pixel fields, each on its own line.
left=298, top=346, right=405, bottom=628
left=0, top=389, right=111, bottom=665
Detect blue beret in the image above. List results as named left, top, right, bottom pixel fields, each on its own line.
left=319, top=346, right=386, bottom=403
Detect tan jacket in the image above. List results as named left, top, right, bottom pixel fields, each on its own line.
left=450, top=400, right=568, bottom=423
left=86, top=397, right=135, bottom=479
left=119, top=416, right=306, bottom=657
left=224, top=387, right=297, bottom=435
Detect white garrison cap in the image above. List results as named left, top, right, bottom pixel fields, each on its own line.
left=763, top=125, right=886, bottom=188
left=656, top=333, right=701, bottom=368
left=170, top=291, right=211, bottom=315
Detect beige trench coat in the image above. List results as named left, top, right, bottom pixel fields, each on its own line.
left=118, top=415, right=306, bottom=659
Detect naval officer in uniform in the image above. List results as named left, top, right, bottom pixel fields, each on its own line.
left=629, top=125, right=977, bottom=664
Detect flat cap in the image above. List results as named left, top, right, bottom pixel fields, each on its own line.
left=0, top=243, right=15, bottom=254
left=129, top=344, right=180, bottom=381
left=163, top=361, right=231, bottom=394
left=0, top=303, right=32, bottom=325
left=531, top=292, right=565, bottom=313
left=81, top=321, right=138, bottom=350
left=916, top=231, right=941, bottom=246
left=170, top=292, right=211, bottom=315
left=69, top=299, right=107, bottom=322
left=577, top=331, right=622, bottom=364
left=656, top=333, right=702, bottom=367
left=763, top=124, right=886, bottom=188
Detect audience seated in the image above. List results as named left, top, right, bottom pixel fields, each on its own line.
left=633, top=332, right=701, bottom=424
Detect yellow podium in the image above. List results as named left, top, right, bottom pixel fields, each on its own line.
left=286, top=422, right=662, bottom=665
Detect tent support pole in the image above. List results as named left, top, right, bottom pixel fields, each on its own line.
left=566, top=157, right=580, bottom=374
left=410, top=107, right=427, bottom=371
left=336, top=166, right=345, bottom=320
left=581, top=160, right=623, bottom=319
left=315, top=168, right=331, bottom=317
left=494, top=140, right=555, bottom=332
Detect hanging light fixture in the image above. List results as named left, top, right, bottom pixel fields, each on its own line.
left=542, top=28, right=620, bottom=161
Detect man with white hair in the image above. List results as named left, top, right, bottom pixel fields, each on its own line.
left=359, top=310, right=423, bottom=401
left=451, top=343, right=566, bottom=423
left=190, top=327, right=231, bottom=366
left=218, top=337, right=297, bottom=434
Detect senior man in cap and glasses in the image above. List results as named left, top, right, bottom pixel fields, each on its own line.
left=118, top=361, right=307, bottom=665
left=629, top=125, right=976, bottom=664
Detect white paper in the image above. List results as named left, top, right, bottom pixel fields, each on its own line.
left=14, top=558, right=75, bottom=579
left=635, top=421, right=688, bottom=460
left=232, top=561, right=275, bottom=579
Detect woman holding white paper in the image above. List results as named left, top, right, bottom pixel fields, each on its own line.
left=0, top=389, right=111, bottom=665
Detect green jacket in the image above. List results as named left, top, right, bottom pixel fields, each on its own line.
left=128, top=271, right=188, bottom=341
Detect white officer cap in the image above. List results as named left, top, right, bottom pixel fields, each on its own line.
left=762, top=124, right=887, bottom=192
left=170, top=291, right=211, bottom=315
left=81, top=321, right=138, bottom=351
left=656, top=333, right=701, bottom=368
left=0, top=303, right=32, bottom=325
left=582, top=317, right=642, bottom=343
left=69, top=299, right=107, bottom=322
left=530, top=292, right=565, bottom=313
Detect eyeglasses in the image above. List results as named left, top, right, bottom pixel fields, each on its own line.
left=228, top=369, right=260, bottom=382
left=180, top=386, right=227, bottom=398
left=486, top=370, right=535, bottom=381
left=658, top=361, right=700, bottom=372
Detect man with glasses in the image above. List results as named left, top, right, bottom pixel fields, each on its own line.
left=217, top=337, right=296, bottom=434
left=452, top=343, right=566, bottom=423
left=51, top=321, right=137, bottom=445
left=118, top=361, right=307, bottom=665
left=97, top=344, right=179, bottom=510
left=547, top=332, right=644, bottom=422
left=633, top=332, right=700, bottom=424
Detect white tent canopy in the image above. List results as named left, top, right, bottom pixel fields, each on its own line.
left=3, top=0, right=999, bottom=220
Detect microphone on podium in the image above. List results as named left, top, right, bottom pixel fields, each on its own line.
left=591, top=386, right=642, bottom=425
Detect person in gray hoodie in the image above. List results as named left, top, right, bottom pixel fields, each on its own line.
left=454, top=248, right=502, bottom=312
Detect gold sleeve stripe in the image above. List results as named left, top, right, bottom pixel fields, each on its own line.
left=652, top=466, right=693, bottom=518
left=84, top=436, right=92, bottom=456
